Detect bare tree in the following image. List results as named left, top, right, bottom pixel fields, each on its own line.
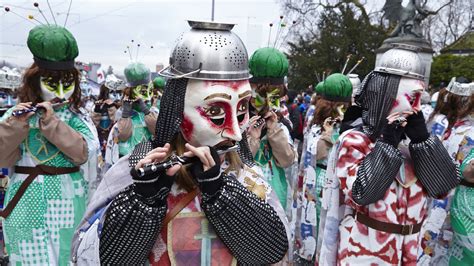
left=281, top=0, right=472, bottom=52
left=281, top=0, right=388, bottom=43
left=422, top=0, right=472, bottom=52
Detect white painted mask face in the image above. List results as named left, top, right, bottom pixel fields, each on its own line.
left=182, top=79, right=252, bottom=147
left=40, top=76, right=75, bottom=102
left=390, top=77, right=425, bottom=114
left=110, top=91, right=122, bottom=101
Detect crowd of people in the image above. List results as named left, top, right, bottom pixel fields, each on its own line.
left=0, top=17, right=473, bottom=266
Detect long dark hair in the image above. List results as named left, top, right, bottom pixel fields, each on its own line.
left=310, top=98, right=349, bottom=128
left=98, top=84, right=110, bottom=101
left=429, top=88, right=470, bottom=128
left=458, top=93, right=474, bottom=120
left=18, top=63, right=82, bottom=110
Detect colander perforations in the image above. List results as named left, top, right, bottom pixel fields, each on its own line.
left=225, top=46, right=246, bottom=67
left=198, top=32, right=232, bottom=51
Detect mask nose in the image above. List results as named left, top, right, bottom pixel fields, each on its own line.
left=58, top=82, right=65, bottom=98
left=222, top=112, right=242, bottom=142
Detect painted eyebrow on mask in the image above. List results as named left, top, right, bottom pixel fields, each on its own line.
left=204, top=93, right=232, bottom=100
left=238, top=91, right=252, bottom=99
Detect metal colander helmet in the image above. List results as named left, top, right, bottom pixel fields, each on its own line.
left=105, top=74, right=126, bottom=91
left=375, top=43, right=424, bottom=80
left=347, top=73, right=361, bottom=97
left=159, top=20, right=250, bottom=81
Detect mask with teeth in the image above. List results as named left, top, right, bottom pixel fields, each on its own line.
left=181, top=79, right=252, bottom=147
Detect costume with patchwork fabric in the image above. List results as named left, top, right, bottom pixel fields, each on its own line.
left=104, top=62, right=157, bottom=168
left=247, top=47, right=296, bottom=208
left=0, top=24, right=94, bottom=265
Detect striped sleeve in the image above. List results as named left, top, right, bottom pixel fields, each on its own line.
left=410, top=136, right=460, bottom=197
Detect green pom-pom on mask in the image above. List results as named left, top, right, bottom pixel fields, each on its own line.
left=153, top=77, right=166, bottom=89
left=27, top=25, right=79, bottom=69
left=315, top=81, right=325, bottom=94
left=124, top=62, right=151, bottom=87
left=249, top=47, right=288, bottom=84
left=319, top=73, right=352, bottom=102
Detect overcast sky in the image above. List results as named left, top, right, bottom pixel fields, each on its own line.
left=0, top=0, right=386, bottom=73
left=1, top=0, right=287, bottom=73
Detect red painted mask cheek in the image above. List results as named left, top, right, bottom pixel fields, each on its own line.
left=392, top=99, right=399, bottom=109
left=412, top=92, right=422, bottom=109
left=181, top=115, right=195, bottom=142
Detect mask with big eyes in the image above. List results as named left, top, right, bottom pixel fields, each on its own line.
left=182, top=79, right=252, bottom=147
left=132, top=84, right=153, bottom=101
left=251, top=88, right=281, bottom=114
left=40, top=76, right=75, bottom=102
left=390, top=77, right=425, bottom=114
left=110, top=91, right=122, bottom=102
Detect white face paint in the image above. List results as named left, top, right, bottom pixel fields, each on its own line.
left=390, top=77, right=425, bottom=114
left=182, top=79, right=252, bottom=147
left=40, top=76, right=75, bottom=102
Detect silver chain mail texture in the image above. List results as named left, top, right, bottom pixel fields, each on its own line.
left=409, top=136, right=460, bottom=197
left=352, top=140, right=404, bottom=205
left=99, top=185, right=169, bottom=264
left=99, top=173, right=288, bottom=264
left=356, top=71, right=401, bottom=140
left=202, top=174, right=288, bottom=264
left=129, top=78, right=188, bottom=167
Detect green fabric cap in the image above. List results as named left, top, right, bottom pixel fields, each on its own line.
left=124, top=62, right=150, bottom=86
left=320, top=73, right=352, bottom=102
left=27, top=25, right=78, bottom=63
left=249, top=47, right=288, bottom=84
left=315, top=81, right=325, bottom=94
left=153, top=77, right=166, bottom=89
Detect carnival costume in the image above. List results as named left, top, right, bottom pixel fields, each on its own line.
left=0, top=24, right=95, bottom=265
left=104, top=62, right=157, bottom=168
left=247, top=47, right=296, bottom=208
left=152, top=76, right=165, bottom=111
left=72, top=21, right=289, bottom=265
left=443, top=79, right=474, bottom=265
left=317, top=45, right=459, bottom=265
left=91, top=74, right=125, bottom=157
left=292, top=73, right=352, bottom=263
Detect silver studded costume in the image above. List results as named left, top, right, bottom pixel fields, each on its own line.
left=71, top=20, right=289, bottom=265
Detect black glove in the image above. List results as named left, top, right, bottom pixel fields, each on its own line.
left=93, top=101, right=104, bottom=113
left=405, top=112, right=429, bottom=144
left=121, top=100, right=133, bottom=118
left=130, top=166, right=174, bottom=199
left=135, top=98, right=150, bottom=115
left=381, top=119, right=405, bottom=148
left=190, top=147, right=223, bottom=195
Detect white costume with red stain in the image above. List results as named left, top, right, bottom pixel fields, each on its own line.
left=336, top=130, right=426, bottom=265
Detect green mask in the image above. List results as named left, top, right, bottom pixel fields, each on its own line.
left=252, top=88, right=281, bottom=113
left=132, top=84, right=153, bottom=101
left=40, top=76, right=75, bottom=101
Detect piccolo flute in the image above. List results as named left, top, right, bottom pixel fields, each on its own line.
left=135, top=144, right=239, bottom=177
left=12, top=100, right=66, bottom=117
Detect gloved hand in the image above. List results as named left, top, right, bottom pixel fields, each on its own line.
left=381, top=119, right=405, bottom=148
left=135, top=98, right=150, bottom=115
left=130, top=143, right=178, bottom=198
left=121, top=100, right=133, bottom=118
left=405, top=112, right=429, bottom=144
left=130, top=167, right=174, bottom=198
left=188, top=145, right=223, bottom=195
